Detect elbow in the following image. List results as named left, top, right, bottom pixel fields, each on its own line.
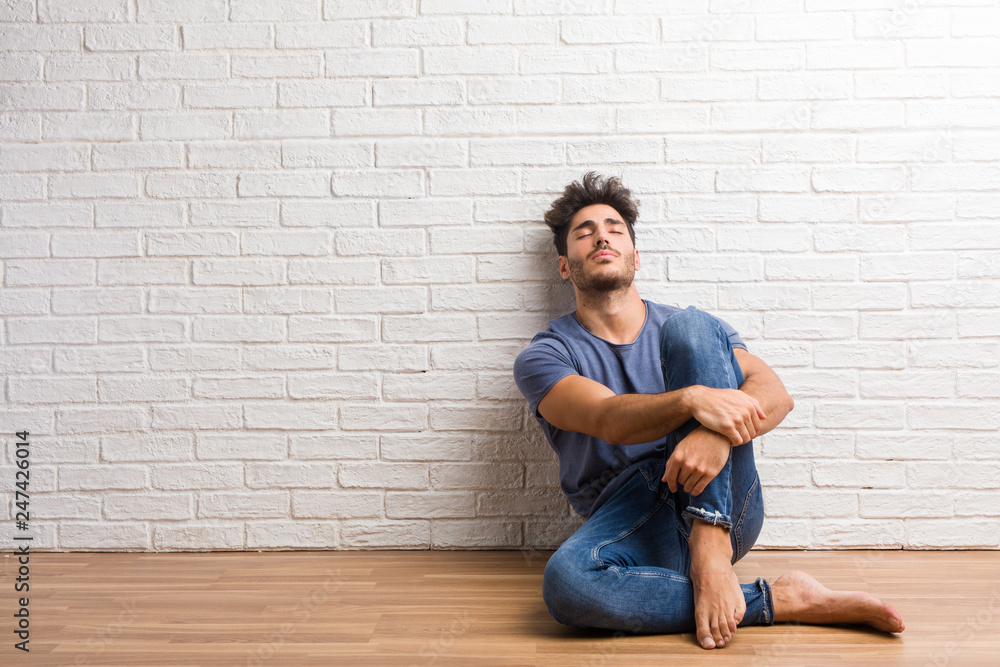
left=594, top=407, right=623, bottom=446
left=786, top=393, right=795, bottom=414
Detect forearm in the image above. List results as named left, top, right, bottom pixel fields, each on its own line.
left=737, top=369, right=794, bottom=441
left=597, top=388, right=694, bottom=446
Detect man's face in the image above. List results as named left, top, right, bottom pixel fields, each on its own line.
left=559, top=203, right=640, bottom=294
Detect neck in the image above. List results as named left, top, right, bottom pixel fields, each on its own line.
left=573, top=283, right=646, bottom=345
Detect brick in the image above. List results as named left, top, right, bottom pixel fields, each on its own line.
left=386, top=492, right=475, bottom=519
left=288, top=373, right=377, bottom=400
left=424, top=107, right=516, bottom=136
left=137, top=0, right=226, bottom=22
left=247, top=462, right=336, bottom=490
left=860, top=311, right=956, bottom=339
left=336, top=286, right=426, bottom=314
left=246, top=520, right=339, bottom=552
left=148, top=287, right=241, bottom=313
left=243, top=401, right=339, bottom=430
left=288, top=258, right=379, bottom=285
left=807, top=42, right=904, bottom=69
left=184, top=83, right=276, bottom=109
left=811, top=283, right=906, bottom=310
left=155, top=525, right=244, bottom=550
left=668, top=254, right=764, bottom=282
left=854, top=72, right=948, bottom=99
left=195, top=433, right=287, bottom=461
left=191, top=376, right=285, bottom=399
left=338, top=344, right=428, bottom=371
left=145, top=172, right=237, bottom=198
left=280, top=80, right=367, bottom=108
left=765, top=312, right=855, bottom=340
left=63, top=523, right=150, bottom=549
left=764, top=489, right=858, bottom=518
left=661, top=74, right=754, bottom=101
left=282, top=140, right=371, bottom=168
left=906, top=519, right=1000, bottom=549
left=238, top=171, right=330, bottom=198
left=344, top=521, right=431, bottom=548
left=467, top=18, right=557, bottom=44
left=759, top=195, right=855, bottom=223
left=188, top=141, right=281, bottom=169
left=856, top=434, right=951, bottom=460
left=290, top=433, right=375, bottom=460
left=430, top=462, right=522, bottom=489
left=813, top=461, right=906, bottom=488
left=50, top=173, right=140, bottom=199
left=382, top=314, right=475, bottom=342
left=812, top=520, right=904, bottom=548
left=341, top=404, right=428, bottom=431
left=382, top=371, right=476, bottom=399
left=43, top=112, right=134, bottom=141
left=243, top=287, right=331, bottom=313
left=288, top=315, right=378, bottom=342
left=761, top=432, right=854, bottom=459
left=99, top=316, right=187, bottom=343
left=430, top=402, right=523, bottom=431
left=190, top=314, right=283, bottom=341
left=275, top=22, right=367, bottom=49
left=814, top=225, right=904, bottom=253
left=89, top=83, right=179, bottom=110
left=381, top=434, right=471, bottom=462
left=234, top=110, right=329, bottom=139
left=340, top=462, right=428, bottom=489
left=375, top=138, right=466, bottom=167
left=467, top=77, right=560, bottom=105
left=51, top=287, right=142, bottom=314
left=230, top=0, right=318, bottom=21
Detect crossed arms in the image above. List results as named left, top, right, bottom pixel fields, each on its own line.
left=536, top=348, right=795, bottom=496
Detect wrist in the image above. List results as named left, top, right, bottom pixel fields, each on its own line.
left=680, top=385, right=700, bottom=418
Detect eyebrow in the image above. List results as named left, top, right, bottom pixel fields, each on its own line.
left=570, top=217, right=625, bottom=234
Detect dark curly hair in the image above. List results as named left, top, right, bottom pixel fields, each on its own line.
left=543, top=171, right=639, bottom=257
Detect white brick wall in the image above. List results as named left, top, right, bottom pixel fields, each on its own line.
left=2, top=1, right=998, bottom=552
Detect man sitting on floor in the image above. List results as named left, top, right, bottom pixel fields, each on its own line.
left=513, top=171, right=905, bottom=649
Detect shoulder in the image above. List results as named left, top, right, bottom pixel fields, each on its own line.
left=514, top=315, right=578, bottom=372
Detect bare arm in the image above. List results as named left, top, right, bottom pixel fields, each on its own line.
left=732, top=347, right=794, bottom=442
left=536, top=374, right=696, bottom=446
left=536, top=369, right=771, bottom=447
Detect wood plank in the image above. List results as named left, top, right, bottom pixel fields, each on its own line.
left=1, top=550, right=998, bottom=665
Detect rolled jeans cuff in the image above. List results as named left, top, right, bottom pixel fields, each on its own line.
left=756, top=576, right=775, bottom=626
left=682, top=505, right=732, bottom=529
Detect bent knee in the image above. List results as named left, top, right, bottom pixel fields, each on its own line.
left=659, top=308, right=721, bottom=353
left=542, top=548, right=598, bottom=627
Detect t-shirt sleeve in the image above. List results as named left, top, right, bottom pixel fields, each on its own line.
left=712, top=312, right=748, bottom=352
left=513, top=336, right=578, bottom=419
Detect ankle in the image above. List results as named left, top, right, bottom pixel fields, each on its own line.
left=689, top=521, right=733, bottom=561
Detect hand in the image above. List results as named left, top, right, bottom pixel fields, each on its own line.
left=662, top=426, right=732, bottom=496
left=687, top=385, right=766, bottom=446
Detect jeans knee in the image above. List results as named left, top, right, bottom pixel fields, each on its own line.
left=542, top=548, right=591, bottom=627
left=659, top=307, right=722, bottom=359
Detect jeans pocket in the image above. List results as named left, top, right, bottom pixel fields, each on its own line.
left=637, top=458, right=663, bottom=493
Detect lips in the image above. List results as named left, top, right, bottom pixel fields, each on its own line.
left=591, top=250, right=617, bottom=260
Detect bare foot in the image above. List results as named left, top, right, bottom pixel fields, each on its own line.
left=770, top=570, right=905, bottom=633
left=689, top=522, right=746, bottom=649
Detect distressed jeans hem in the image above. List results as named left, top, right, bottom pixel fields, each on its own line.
left=682, top=506, right=733, bottom=529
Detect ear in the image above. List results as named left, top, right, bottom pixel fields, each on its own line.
left=634, top=248, right=640, bottom=271
left=557, top=255, right=571, bottom=280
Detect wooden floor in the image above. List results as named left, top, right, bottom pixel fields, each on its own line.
left=1, top=549, right=998, bottom=666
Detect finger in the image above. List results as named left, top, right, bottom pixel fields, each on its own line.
left=664, top=457, right=678, bottom=491
left=749, top=410, right=761, bottom=437
left=682, top=473, right=693, bottom=494
left=691, top=474, right=708, bottom=497
left=727, top=426, right=741, bottom=446
left=678, top=467, right=692, bottom=492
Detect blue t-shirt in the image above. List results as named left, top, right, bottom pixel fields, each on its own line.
left=512, top=300, right=747, bottom=519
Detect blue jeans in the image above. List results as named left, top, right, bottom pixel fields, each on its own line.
left=541, top=308, right=773, bottom=634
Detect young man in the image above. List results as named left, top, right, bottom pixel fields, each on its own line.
left=513, top=172, right=905, bottom=649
